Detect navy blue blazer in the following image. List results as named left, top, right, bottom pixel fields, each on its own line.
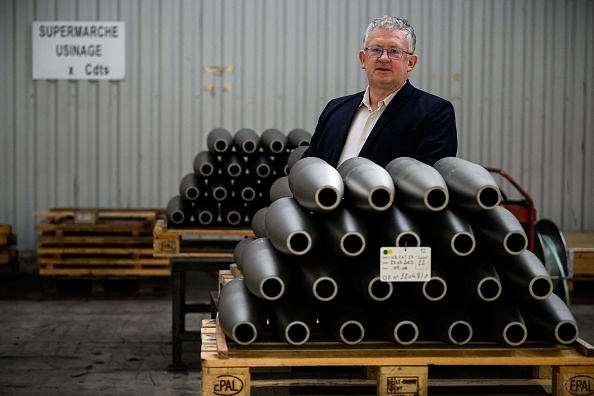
left=302, top=81, right=458, bottom=168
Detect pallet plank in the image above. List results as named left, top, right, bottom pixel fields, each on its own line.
left=38, top=267, right=170, bottom=276
left=153, top=219, right=254, bottom=258
left=36, top=219, right=155, bottom=234
left=215, top=315, right=229, bottom=359
left=32, top=207, right=164, bottom=219
left=37, top=235, right=154, bottom=245
left=38, top=246, right=157, bottom=255
left=38, top=257, right=168, bottom=266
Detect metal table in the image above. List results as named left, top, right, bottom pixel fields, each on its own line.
left=169, top=257, right=233, bottom=371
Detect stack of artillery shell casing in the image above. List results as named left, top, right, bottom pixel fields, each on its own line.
left=219, top=155, right=580, bottom=347
left=164, top=127, right=312, bottom=228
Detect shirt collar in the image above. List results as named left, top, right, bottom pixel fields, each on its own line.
left=359, top=82, right=405, bottom=111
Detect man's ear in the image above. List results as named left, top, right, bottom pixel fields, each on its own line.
left=407, top=54, right=418, bottom=72
left=359, top=50, right=366, bottom=69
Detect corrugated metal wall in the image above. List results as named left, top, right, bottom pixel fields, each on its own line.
left=1, top=0, right=593, bottom=251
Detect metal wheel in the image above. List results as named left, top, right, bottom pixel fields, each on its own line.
left=535, top=219, right=570, bottom=305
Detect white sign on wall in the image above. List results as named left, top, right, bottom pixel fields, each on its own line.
left=32, top=21, right=126, bottom=80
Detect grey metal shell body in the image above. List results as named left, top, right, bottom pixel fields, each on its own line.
left=269, top=302, right=316, bottom=346
left=234, top=178, right=259, bottom=202
left=179, top=173, right=204, bottom=201
left=451, top=258, right=502, bottom=302
left=233, top=128, right=260, bottom=155
left=220, top=200, right=244, bottom=226
left=481, top=305, right=528, bottom=346
left=193, top=150, right=218, bottom=178
left=261, top=128, right=287, bottom=155
left=470, top=205, right=528, bottom=255
left=319, top=206, right=367, bottom=257
left=241, top=237, right=292, bottom=301
left=350, top=260, right=394, bottom=302
left=165, top=195, right=192, bottom=225
left=250, top=207, right=268, bottom=238
left=220, top=153, right=245, bottom=178
left=495, top=250, right=554, bottom=300
left=385, top=157, right=449, bottom=213
left=247, top=154, right=273, bottom=179
left=287, top=128, right=312, bottom=149
left=373, top=205, right=421, bottom=248
left=207, top=128, right=233, bottom=154
left=233, top=237, right=255, bottom=272
left=408, top=260, right=448, bottom=302
left=287, top=146, right=309, bottom=171
left=218, top=278, right=265, bottom=345
left=288, top=157, right=344, bottom=212
left=192, top=198, right=218, bottom=226
left=435, top=305, right=474, bottom=345
left=207, top=177, right=232, bottom=202
left=269, top=176, right=293, bottom=202
left=433, top=156, right=502, bottom=211
left=265, top=197, right=317, bottom=256
left=321, top=304, right=367, bottom=345
left=378, top=305, right=420, bottom=345
left=430, top=209, right=476, bottom=257
left=519, top=293, right=579, bottom=344
left=294, top=256, right=342, bottom=302
left=337, top=157, right=395, bottom=212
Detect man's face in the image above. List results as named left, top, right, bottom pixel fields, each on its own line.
left=359, top=28, right=418, bottom=94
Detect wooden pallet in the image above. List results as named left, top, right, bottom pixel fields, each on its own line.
left=37, top=247, right=169, bottom=276
left=0, top=224, right=17, bottom=246
left=152, top=219, right=254, bottom=258
left=0, top=249, right=18, bottom=271
left=32, top=207, right=165, bottom=224
left=36, top=217, right=159, bottom=239
left=35, top=208, right=169, bottom=277
left=0, top=249, right=18, bottom=265
left=201, top=318, right=594, bottom=396
left=218, top=266, right=241, bottom=294
left=565, top=231, right=594, bottom=291
left=0, top=224, right=18, bottom=271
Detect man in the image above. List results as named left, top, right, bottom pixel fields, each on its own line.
left=303, top=16, right=457, bottom=168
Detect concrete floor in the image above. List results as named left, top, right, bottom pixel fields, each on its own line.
left=0, top=271, right=211, bottom=396
left=0, top=298, right=205, bottom=395
left=0, top=269, right=593, bottom=396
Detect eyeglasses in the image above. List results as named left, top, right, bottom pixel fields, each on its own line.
left=364, top=47, right=413, bottom=60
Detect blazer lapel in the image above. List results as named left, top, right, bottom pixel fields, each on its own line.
left=359, top=81, right=414, bottom=156
left=329, top=93, right=364, bottom=166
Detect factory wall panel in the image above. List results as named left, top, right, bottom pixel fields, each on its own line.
left=1, top=0, right=592, bottom=250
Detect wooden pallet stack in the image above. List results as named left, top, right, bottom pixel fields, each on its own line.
left=0, top=224, right=18, bottom=271
left=35, top=208, right=169, bottom=277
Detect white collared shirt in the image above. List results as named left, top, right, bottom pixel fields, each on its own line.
left=336, top=86, right=401, bottom=167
